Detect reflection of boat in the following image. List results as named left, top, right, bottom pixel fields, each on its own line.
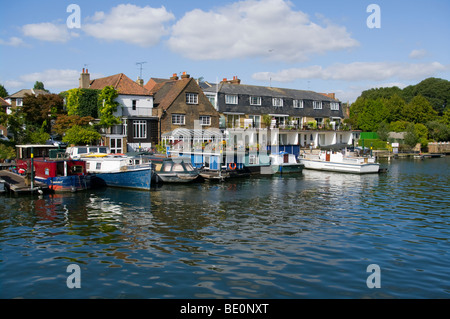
left=299, top=151, right=380, bottom=174
left=15, top=145, right=92, bottom=192
left=148, top=156, right=199, bottom=183
left=267, top=152, right=304, bottom=174
left=84, top=156, right=153, bottom=190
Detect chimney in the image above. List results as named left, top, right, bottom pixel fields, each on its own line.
left=136, top=77, right=144, bottom=86
left=170, top=73, right=179, bottom=80
left=230, top=76, right=241, bottom=85
left=79, top=68, right=90, bottom=89
left=181, top=71, right=190, bottom=79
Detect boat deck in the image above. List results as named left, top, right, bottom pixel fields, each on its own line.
left=0, top=170, right=50, bottom=195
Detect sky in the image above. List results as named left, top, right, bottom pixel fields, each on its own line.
left=1, top=0, right=449, bottom=103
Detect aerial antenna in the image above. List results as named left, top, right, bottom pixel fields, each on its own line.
left=136, top=61, right=147, bottom=79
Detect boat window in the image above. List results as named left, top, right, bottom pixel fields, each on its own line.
left=89, top=147, right=98, bottom=153
left=154, top=163, right=162, bottom=171
left=78, top=147, right=88, bottom=154
left=184, top=163, right=195, bottom=171
left=96, top=162, right=101, bottom=170
left=71, top=166, right=84, bottom=174
left=99, top=147, right=108, bottom=153
left=86, top=162, right=90, bottom=170
left=163, top=163, right=173, bottom=172
left=172, top=163, right=184, bottom=172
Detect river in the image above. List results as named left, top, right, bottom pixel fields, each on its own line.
left=0, top=157, right=449, bottom=299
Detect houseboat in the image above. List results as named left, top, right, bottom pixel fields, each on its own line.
left=299, top=151, right=380, bottom=174
left=84, top=155, right=153, bottom=190
left=267, top=152, right=304, bottom=174
left=66, top=145, right=110, bottom=159
left=15, top=145, right=91, bottom=192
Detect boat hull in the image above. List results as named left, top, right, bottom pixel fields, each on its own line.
left=299, top=158, right=380, bottom=174
left=156, top=173, right=199, bottom=183
left=92, top=167, right=152, bottom=190
left=36, top=175, right=92, bottom=192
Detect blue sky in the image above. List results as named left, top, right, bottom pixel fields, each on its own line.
left=1, top=0, right=449, bottom=102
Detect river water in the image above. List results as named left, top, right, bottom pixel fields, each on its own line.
left=0, top=157, right=449, bottom=299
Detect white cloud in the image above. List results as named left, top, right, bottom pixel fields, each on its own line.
left=167, top=0, right=358, bottom=62
left=252, top=61, right=449, bottom=82
left=22, top=23, right=72, bottom=42
left=83, top=4, right=175, bottom=47
left=0, top=37, right=26, bottom=47
left=15, top=69, right=103, bottom=92
left=409, top=49, right=428, bottom=59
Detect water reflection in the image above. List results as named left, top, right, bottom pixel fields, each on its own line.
left=1, top=158, right=449, bottom=298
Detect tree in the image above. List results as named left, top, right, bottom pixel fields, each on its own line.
left=33, top=81, right=49, bottom=93
left=426, top=120, right=450, bottom=142
left=385, top=94, right=406, bottom=123
left=402, top=95, right=437, bottom=124
left=377, top=121, right=390, bottom=141
left=404, top=123, right=418, bottom=149
left=21, top=93, right=64, bottom=133
left=414, top=123, right=429, bottom=150
left=62, top=125, right=101, bottom=145
left=0, top=84, right=8, bottom=98
left=53, top=115, right=94, bottom=136
left=98, top=86, right=121, bottom=128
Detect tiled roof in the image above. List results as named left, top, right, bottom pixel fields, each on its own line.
left=151, top=78, right=192, bottom=110
left=89, top=73, right=152, bottom=96
left=204, top=83, right=338, bottom=102
left=7, top=89, right=50, bottom=99
left=0, top=97, right=11, bottom=107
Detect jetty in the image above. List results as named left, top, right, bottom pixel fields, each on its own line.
left=0, top=170, right=49, bottom=195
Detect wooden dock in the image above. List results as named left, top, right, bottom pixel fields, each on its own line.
left=0, top=170, right=49, bottom=195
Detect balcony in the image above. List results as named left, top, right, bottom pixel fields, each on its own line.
left=121, top=107, right=154, bottom=117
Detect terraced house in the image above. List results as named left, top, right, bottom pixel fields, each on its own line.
left=203, top=77, right=356, bottom=152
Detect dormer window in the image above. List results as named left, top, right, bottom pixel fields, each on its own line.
left=186, top=93, right=198, bottom=104
left=225, top=94, right=238, bottom=105
left=250, top=96, right=261, bottom=106
left=313, top=101, right=323, bottom=109
left=132, top=100, right=137, bottom=110
left=272, top=98, right=283, bottom=107
left=330, top=102, right=339, bottom=110
left=293, top=100, right=304, bottom=108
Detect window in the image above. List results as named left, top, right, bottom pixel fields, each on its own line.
left=330, top=102, right=339, bottom=110
left=172, top=114, right=185, bottom=125
left=250, top=96, right=261, bottom=105
left=227, top=114, right=240, bottom=128
left=133, top=120, right=147, bottom=139
left=16, top=98, right=23, bottom=106
left=206, top=94, right=216, bottom=108
left=199, top=116, right=211, bottom=126
left=272, top=98, right=283, bottom=107
left=293, top=100, right=304, bottom=108
left=225, top=95, right=238, bottom=104
left=186, top=93, right=198, bottom=104
left=249, top=115, right=261, bottom=128
left=313, top=101, right=323, bottom=109
left=132, top=100, right=137, bottom=110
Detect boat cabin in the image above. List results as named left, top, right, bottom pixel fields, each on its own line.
left=66, top=145, right=110, bottom=159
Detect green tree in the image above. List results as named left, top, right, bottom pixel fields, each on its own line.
left=98, top=86, right=121, bottom=128
left=402, top=95, right=437, bottom=124
left=385, top=94, right=406, bottom=123
left=404, top=123, right=418, bottom=149
left=414, top=123, right=429, bottom=150
left=357, top=98, right=389, bottom=132
left=389, top=120, right=410, bottom=132
left=426, top=120, right=450, bottom=142
left=377, top=121, right=390, bottom=141
left=0, top=84, right=8, bottom=98
left=33, top=81, right=49, bottom=93
left=63, top=125, right=101, bottom=145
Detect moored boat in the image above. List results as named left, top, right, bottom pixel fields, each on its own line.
left=150, top=156, right=200, bottom=183
left=15, top=145, right=92, bottom=192
left=299, top=151, right=380, bottom=174
left=267, top=152, right=304, bottom=174
left=84, top=155, right=153, bottom=190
